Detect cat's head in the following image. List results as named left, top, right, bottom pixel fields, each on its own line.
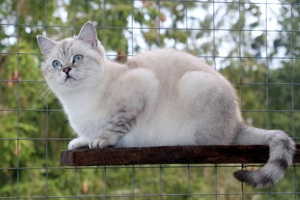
left=37, top=21, right=106, bottom=95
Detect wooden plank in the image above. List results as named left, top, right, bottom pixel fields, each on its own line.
left=60, top=144, right=300, bottom=166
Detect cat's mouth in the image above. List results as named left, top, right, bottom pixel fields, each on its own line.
left=65, top=75, right=76, bottom=82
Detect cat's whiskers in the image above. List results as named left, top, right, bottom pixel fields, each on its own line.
left=30, top=82, right=52, bottom=109
left=46, top=71, right=105, bottom=92
left=30, top=82, right=47, bottom=107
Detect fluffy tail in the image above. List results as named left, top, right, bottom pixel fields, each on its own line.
left=233, top=124, right=295, bottom=188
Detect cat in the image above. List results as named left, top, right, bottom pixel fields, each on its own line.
left=37, top=21, right=295, bottom=188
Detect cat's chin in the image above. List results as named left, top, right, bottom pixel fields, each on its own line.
left=65, top=76, right=76, bottom=82
left=62, top=75, right=80, bottom=86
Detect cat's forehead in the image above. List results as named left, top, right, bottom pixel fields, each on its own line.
left=54, top=38, right=84, bottom=57
left=57, top=38, right=75, bottom=51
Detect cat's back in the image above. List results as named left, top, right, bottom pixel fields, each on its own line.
left=125, top=48, right=230, bottom=95
left=126, top=48, right=214, bottom=74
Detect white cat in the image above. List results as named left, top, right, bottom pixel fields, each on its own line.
left=37, top=21, right=295, bottom=188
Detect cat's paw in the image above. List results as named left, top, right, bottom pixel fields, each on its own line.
left=89, top=137, right=111, bottom=149
left=68, top=138, right=89, bottom=150
left=89, top=135, right=120, bottom=149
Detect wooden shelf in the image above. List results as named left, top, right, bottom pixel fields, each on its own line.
left=60, top=144, right=300, bottom=166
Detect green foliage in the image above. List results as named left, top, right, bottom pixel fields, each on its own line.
left=0, top=0, right=299, bottom=199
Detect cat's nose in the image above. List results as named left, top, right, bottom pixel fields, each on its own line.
left=63, top=67, right=72, bottom=75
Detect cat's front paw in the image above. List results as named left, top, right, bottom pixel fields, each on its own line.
left=89, top=137, right=111, bottom=149
left=89, top=134, right=121, bottom=149
left=68, top=137, right=89, bottom=150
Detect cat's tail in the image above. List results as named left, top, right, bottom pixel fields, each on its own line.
left=233, top=124, right=295, bottom=188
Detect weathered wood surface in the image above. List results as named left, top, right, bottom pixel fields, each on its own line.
left=60, top=144, right=300, bottom=166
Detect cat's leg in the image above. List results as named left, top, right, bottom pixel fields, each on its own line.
left=68, top=136, right=89, bottom=150
left=89, top=110, right=136, bottom=149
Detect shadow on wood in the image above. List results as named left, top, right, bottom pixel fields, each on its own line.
left=60, top=144, right=300, bottom=166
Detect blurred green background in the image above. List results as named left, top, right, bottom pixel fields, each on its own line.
left=0, top=0, right=299, bottom=199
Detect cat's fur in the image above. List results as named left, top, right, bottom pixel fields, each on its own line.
left=37, top=21, right=295, bottom=188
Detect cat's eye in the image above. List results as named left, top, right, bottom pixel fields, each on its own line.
left=73, top=54, right=83, bottom=63
left=52, top=60, right=62, bottom=69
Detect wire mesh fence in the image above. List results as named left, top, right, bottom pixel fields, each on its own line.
left=0, top=0, right=299, bottom=199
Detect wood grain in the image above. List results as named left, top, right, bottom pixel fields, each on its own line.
left=60, top=144, right=300, bottom=166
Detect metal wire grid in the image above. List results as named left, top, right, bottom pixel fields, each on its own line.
left=0, top=0, right=299, bottom=199
left=0, top=164, right=298, bottom=199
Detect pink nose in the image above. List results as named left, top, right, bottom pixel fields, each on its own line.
left=63, top=67, right=72, bottom=75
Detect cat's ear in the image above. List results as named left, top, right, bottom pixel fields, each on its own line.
left=77, top=21, right=98, bottom=47
left=36, top=35, right=57, bottom=56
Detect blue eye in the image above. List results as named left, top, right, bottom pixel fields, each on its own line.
left=52, top=60, right=62, bottom=69
left=73, top=55, right=83, bottom=63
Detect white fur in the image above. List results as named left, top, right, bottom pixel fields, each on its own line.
left=37, top=21, right=295, bottom=187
